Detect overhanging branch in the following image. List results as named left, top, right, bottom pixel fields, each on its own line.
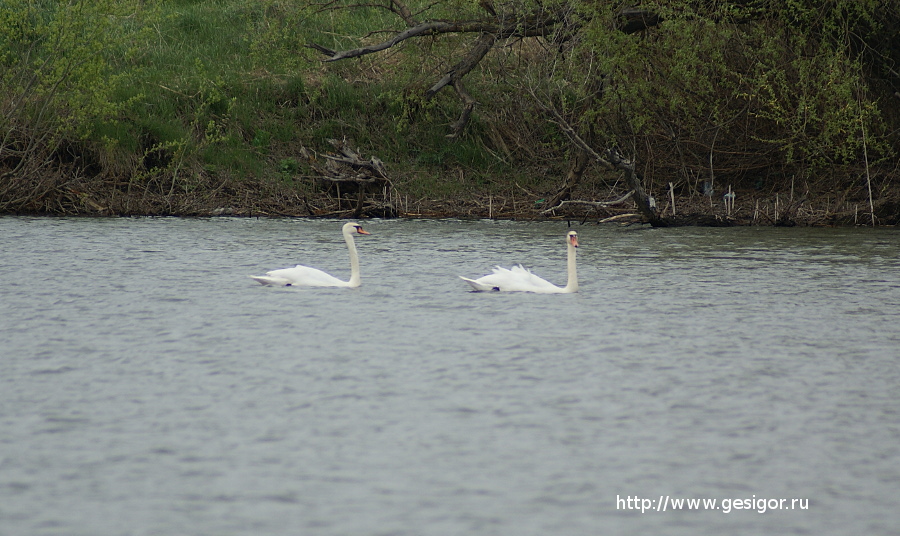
left=305, top=4, right=668, bottom=140
left=307, top=21, right=468, bottom=61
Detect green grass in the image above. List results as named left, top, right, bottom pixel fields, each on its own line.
left=103, top=1, right=470, bottom=183
left=0, top=0, right=537, bottom=203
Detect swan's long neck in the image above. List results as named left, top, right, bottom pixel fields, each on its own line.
left=345, top=232, right=361, bottom=288
left=562, top=241, right=578, bottom=293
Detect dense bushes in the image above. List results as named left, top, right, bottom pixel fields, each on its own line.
left=1, top=0, right=898, bottom=220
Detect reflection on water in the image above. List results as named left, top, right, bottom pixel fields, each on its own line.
left=1, top=217, right=899, bottom=535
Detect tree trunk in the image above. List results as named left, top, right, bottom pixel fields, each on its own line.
left=547, top=147, right=591, bottom=207
left=615, top=154, right=667, bottom=227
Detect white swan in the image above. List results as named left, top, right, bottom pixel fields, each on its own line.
left=460, top=230, right=579, bottom=293
left=250, top=222, right=370, bottom=287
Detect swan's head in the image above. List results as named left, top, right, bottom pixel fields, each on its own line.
left=342, top=222, right=371, bottom=235
left=567, top=230, right=578, bottom=248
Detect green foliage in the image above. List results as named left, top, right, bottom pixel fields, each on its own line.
left=0, top=0, right=152, bottom=139
left=735, top=1, right=890, bottom=171
left=551, top=0, right=895, bottom=187
left=2, top=0, right=897, bottom=214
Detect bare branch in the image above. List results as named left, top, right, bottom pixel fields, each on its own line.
left=446, top=80, right=477, bottom=138
left=422, top=32, right=497, bottom=136
left=540, top=191, right=635, bottom=215
left=307, top=4, right=572, bottom=136
left=390, top=0, right=417, bottom=26
left=308, top=21, right=496, bottom=61
left=308, top=4, right=570, bottom=63
left=527, top=86, right=666, bottom=226
left=426, top=32, right=496, bottom=97
left=527, top=86, right=614, bottom=169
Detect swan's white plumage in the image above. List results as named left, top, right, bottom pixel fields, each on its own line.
left=251, top=266, right=350, bottom=287
left=250, top=222, right=370, bottom=288
left=460, top=231, right=579, bottom=294
left=460, top=265, right=560, bottom=292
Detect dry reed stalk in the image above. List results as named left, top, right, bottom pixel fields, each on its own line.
left=669, top=182, right=676, bottom=216
left=861, top=106, right=875, bottom=226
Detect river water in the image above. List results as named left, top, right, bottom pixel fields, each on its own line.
left=1, top=216, right=899, bottom=535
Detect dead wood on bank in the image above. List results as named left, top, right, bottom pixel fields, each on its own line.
left=541, top=190, right=635, bottom=215
left=299, top=138, right=397, bottom=218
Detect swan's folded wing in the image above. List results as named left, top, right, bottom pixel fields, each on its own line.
left=460, top=265, right=560, bottom=293
left=500, top=265, right=560, bottom=291
left=459, top=275, right=497, bottom=291
left=254, top=265, right=349, bottom=287
left=249, top=274, right=293, bottom=286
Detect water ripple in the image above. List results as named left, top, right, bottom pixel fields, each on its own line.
left=1, top=217, right=899, bottom=536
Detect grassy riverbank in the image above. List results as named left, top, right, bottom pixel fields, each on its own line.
left=1, top=0, right=898, bottom=225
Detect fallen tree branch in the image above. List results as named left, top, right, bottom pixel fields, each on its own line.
left=298, top=139, right=394, bottom=218
left=598, top=213, right=641, bottom=223
left=528, top=86, right=666, bottom=226
left=541, top=190, right=635, bottom=215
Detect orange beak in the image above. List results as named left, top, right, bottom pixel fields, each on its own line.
left=357, top=227, right=371, bottom=235
left=570, top=235, right=579, bottom=247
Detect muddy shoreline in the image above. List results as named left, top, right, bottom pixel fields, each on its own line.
left=3, top=175, right=899, bottom=227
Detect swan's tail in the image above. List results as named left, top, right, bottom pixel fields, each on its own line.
left=249, top=275, right=293, bottom=286
left=459, top=276, right=495, bottom=292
